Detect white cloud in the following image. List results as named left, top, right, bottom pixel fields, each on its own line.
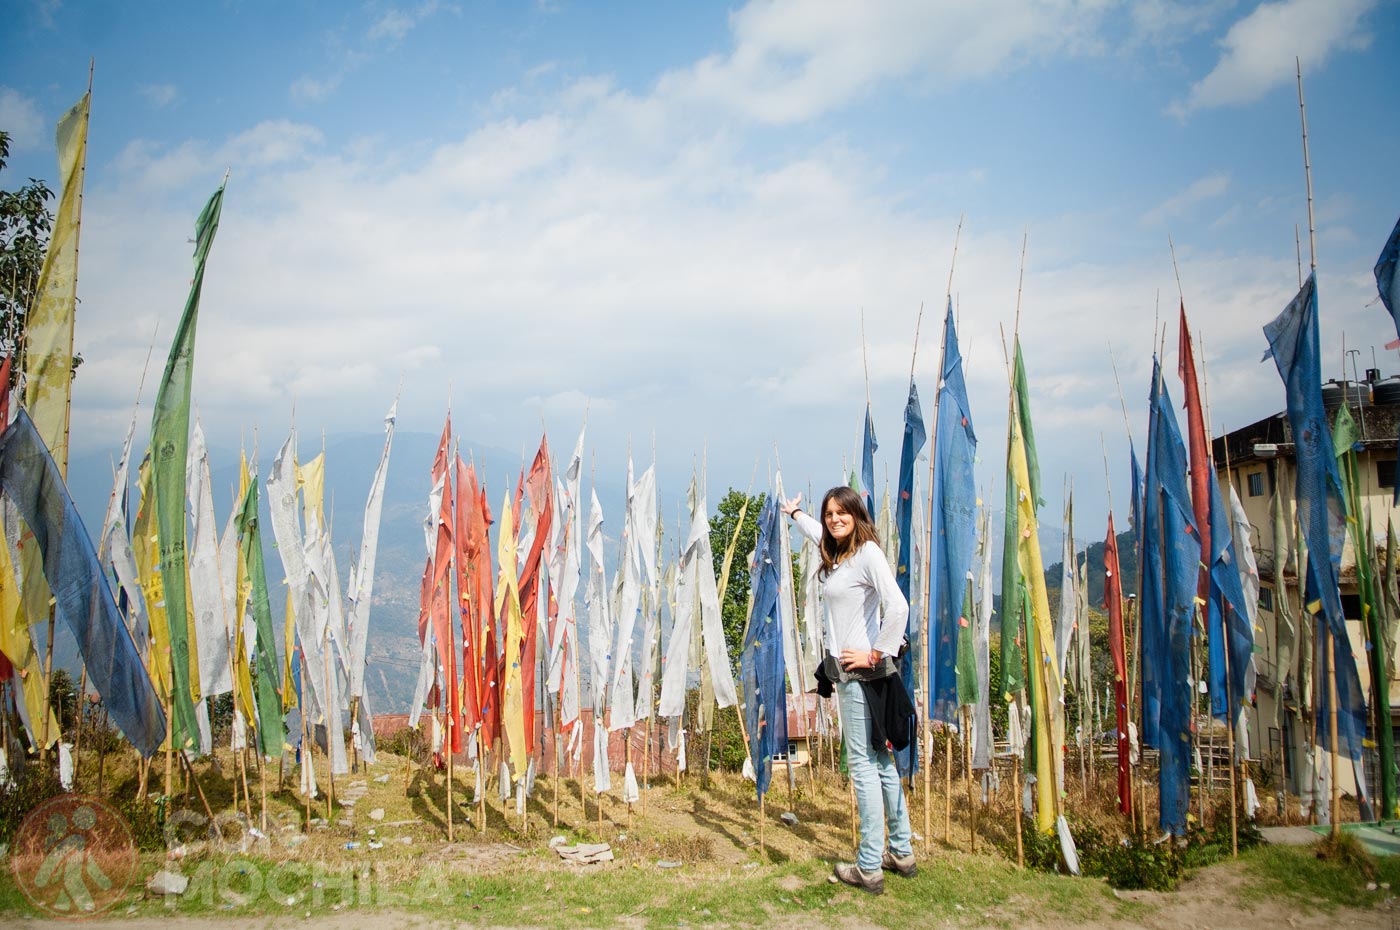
left=1171, top=0, right=1377, bottom=116
left=1140, top=172, right=1231, bottom=226
left=1125, top=0, right=1231, bottom=47
left=291, top=74, right=343, bottom=104
left=653, top=0, right=1118, bottom=124
left=73, top=92, right=1359, bottom=543
left=368, top=1, right=454, bottom=44
left=138, top=83, right=179, bottom=109
left=112, top=120, right=322, bottom=191
left=0, top=87, right=45, bottom=151
left=58, top=0, right=1396, bottom=542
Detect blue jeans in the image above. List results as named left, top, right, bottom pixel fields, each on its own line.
left=838, top=679, right=913, bottom=871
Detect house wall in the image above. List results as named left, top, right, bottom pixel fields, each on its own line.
left=1216, top=425, right=1400, bottom=803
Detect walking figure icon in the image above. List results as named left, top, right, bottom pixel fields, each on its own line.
left=10, top=794, right=136, bottom=919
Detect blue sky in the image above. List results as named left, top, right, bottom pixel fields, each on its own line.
left=3, top=0, right=1399, bottom=538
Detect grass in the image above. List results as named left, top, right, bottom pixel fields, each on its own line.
left=1239, top=841, right=1400, bottom=913
left=1, top=742, right=1394, bottom=927
left=0, top=843, right=1122, bottom=929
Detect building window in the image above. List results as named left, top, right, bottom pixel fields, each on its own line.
left=1342, top=593, right=1362, bottom=620
left=1379, top=460, right=1397, bottom=490
left=1258, top=586, right=1274, bottom=613
left=1247, top=471, right=1265, bottom=497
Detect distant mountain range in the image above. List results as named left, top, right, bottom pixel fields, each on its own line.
left=61, top=434, right=1129, bottom=714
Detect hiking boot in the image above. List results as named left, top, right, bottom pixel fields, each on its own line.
left=881, top=849, right=918, bottom=878
left=833, top=861, right=885, bottom=895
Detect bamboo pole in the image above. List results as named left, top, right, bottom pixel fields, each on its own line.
left=1296, top=60, right=1318, bottom=274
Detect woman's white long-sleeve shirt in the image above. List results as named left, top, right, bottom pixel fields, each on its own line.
left=793, top=511, right=908, bottom=660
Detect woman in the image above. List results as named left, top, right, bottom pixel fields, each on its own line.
left=782, top=486, right=916, bottom=895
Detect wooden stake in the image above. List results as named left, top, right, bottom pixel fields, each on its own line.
left=179, top=751, right=216, bottom=824
left=302, top=696, right=313, bottom=832
left=642, top=718, right=650, bottom=818
left=553, top=704, right=562, bottom=829
left=322, top=648, right=335, bottom=824
left=479, top=728, right=488, bottom=834
left=447, top=718, right=455, bottom=842
left=72, top=667, right=87, bottom=791
left=759, top=791, right=766, bottom=860
left=238, top=745, right=253, bottom=823
left=39, top=608, right=58, bottom=767
left=943, top=726, right=952, bottom=842
left=1327, top=631, right=1341, bottom=837
left=1222, top=603, right=1240, bottom=857
left=1012, top=753, right=1024, bottom=868
left=163, top=688, right=174, bottom=799
left=964, top=705, right=975, bottom=853
left=96, top=704, right=109, bottom=794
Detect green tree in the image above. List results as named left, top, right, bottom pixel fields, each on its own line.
left=709, top=488, right=766, bottom=664
left=47, top=667, right=77, bottom=736
left=0, top=130, right=54, bottom=374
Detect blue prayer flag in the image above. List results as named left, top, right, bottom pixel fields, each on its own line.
left=1206, top=469, right=1254, bottom=723
left=929, top=306, right=977, bottom=724
left=0, top=408, right=166, bottom=756
left=861, top=405, right=877, bottom=520
left=893, top=378, right=925, bottom=775
left=740, top=498, right=788, bottom=798
left=1140, top=361, right=1201, bottom=835
left=1263, top=272, right=1367, bottom=760
left=1375, top=215, right=1400, bottom=334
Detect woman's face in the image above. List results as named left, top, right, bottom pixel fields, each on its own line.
left=823, top=497, right=855, bottom=542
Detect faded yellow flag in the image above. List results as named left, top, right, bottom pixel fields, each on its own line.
left=1009, top=408, right=1064, bottom=834
left=0, top=512, right=59, bottom=747
left=22, top=92, right=89, bottom=476
left=495, top=493, right=525, bottom=778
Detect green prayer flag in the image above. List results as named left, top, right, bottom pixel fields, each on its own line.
left=235, top=479, right=285, bottom=758
left=1335, top=403, right=1395, bottom=817
left=149, top=182, right=225, bottom=751
left=999, top=405, right=1026, bottom=699
left=956, top=578, right=977, bottom=706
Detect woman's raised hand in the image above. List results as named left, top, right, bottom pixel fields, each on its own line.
left=779, top=494, right=803, bottom=517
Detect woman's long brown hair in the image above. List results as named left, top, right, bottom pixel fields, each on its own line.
left=817, top=485, right=882, bottom=578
